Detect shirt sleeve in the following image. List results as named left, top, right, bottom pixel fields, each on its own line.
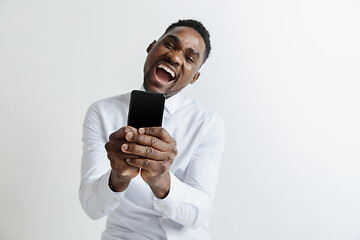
left=79, top=104, right=125, bottom=220
left=153, top=113, right=226, bottom=228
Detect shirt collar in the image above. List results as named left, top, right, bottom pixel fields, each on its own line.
left=139, top=85, right=183, bottom=115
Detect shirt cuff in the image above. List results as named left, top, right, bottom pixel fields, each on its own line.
left=152, top=172, right=186, bottom=218
left=98, top=170, right=125, bottom=208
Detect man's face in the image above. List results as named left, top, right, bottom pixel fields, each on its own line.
left=143, top=26, right=206, bottom=98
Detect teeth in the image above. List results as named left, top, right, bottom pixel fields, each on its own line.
left=158, top=64, right=175, bottom=78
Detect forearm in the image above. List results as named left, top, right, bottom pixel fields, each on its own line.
left=109, top=169, right=132, bottom=192
left=153, top=172, right=214, bottom=228
left=79, top=170, right=124, bottom=220
left=148, top=171, right=171, bottom=199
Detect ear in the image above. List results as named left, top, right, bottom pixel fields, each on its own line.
left=146, top=40, right=157, bottom=53
left=190, top=72, right=200, bottom=84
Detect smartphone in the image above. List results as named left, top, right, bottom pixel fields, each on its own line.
left=127, top=90, right=165, bottom=129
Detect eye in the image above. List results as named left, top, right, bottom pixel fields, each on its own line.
left=164, top=42, right=174, bottom=49
left=186, top=56, right=194, bottom=63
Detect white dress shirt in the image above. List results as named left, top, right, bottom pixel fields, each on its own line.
left=79, top=90, right=225, bottom=240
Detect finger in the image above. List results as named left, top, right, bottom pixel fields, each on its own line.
left=105, top=141, right=139, bottom=158
left=108, top=152, right=140, bottom=173
left=126, top=158, right=171, bottom=172
left=109, top=126, right=138, bottom=140
left=121, top=143, right=175, bottom=162
left=138, top=127, right=176, bottom=145
left=125, top=132, right=177, bottom=155
left=107, top=150, right=139, bottom=160
left=105, top=140, right=123, bottom=151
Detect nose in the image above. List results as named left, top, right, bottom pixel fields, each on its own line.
left=166, top=50, right=183, bottom=66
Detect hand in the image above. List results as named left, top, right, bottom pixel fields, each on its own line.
left=121, top=127, right=178, bottom=198
left=105, top=126, right=140, bottom=192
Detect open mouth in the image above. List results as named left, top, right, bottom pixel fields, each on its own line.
left=155, top=63, right=176, bottom=84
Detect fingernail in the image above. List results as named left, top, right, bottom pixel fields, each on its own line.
left=121, top=144, right=128, bottom=151
left=139, top=128, right=145, bottom=134
left=126, top=132, right=133, bottom=140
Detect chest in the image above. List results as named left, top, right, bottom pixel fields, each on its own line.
left=101, top=103, right=208, bottom=178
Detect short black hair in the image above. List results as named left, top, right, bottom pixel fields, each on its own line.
left=164, top=19, right=211, bottom=63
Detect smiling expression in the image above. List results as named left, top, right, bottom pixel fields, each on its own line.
left=143, top=26, right=206, bottom=98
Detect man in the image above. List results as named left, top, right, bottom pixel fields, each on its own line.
left=80, top=19, right=225, bottom=240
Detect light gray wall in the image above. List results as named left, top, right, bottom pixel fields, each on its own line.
left=0, top=0, right=359, bottom=239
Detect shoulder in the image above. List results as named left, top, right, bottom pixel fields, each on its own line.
left=179, top=96, right=226, bottom=151
left=89, top=92, right=130, bottom=112
left=175, top=95, right=225, bottom=143
left=180, top=96, right=224, bottom=126
left=83, top=92, right=131, bottom=134
left=84, top=92, right=130, bottom=124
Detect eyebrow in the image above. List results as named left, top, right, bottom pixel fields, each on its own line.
left=165, top=35, right=200, bottom=59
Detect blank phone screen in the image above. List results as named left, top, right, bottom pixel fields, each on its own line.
left=127, top=90, right=165, bottom=129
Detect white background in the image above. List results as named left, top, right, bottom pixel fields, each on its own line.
left=1, top=0, right=359, bottom=239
